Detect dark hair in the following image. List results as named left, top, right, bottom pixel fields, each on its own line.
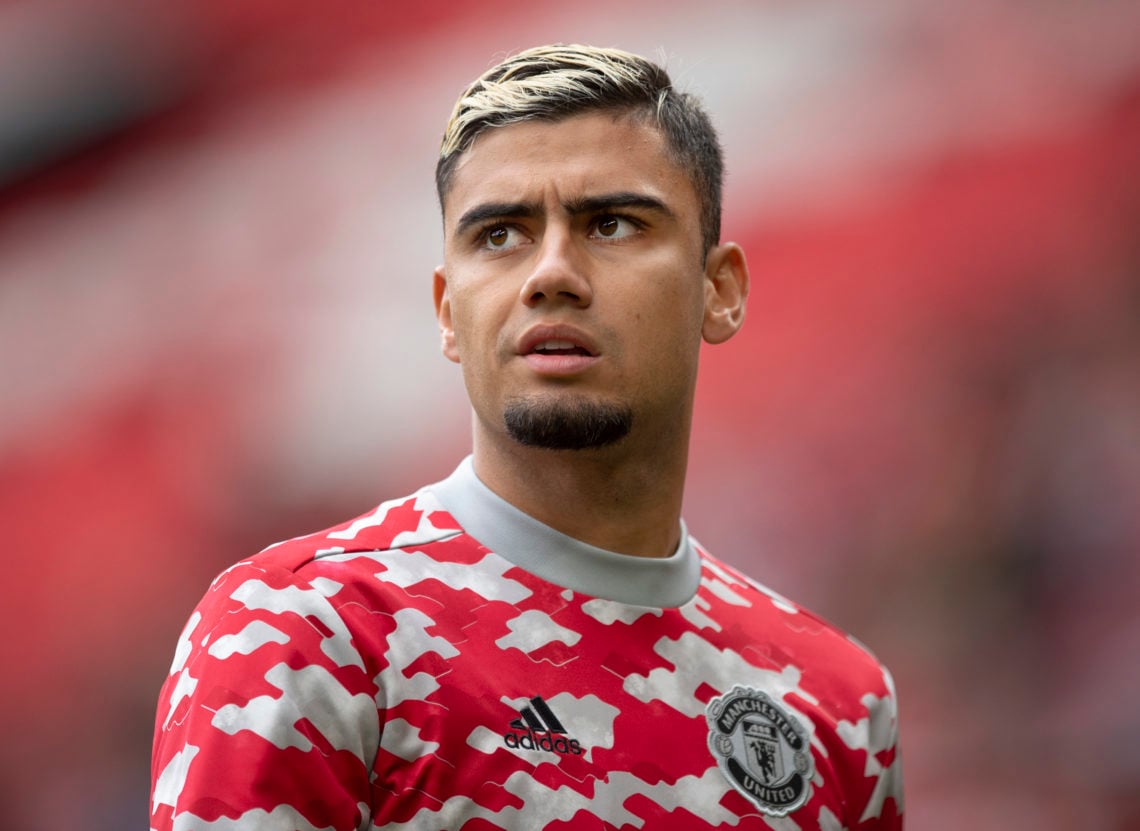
left=436, top=44, right=724, bottom=254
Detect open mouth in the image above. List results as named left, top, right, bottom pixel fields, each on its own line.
left=531, top=339, right=594, bottom=357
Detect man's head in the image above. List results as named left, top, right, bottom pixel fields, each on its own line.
left=432, top=45, right=748, bottom=466
left=436, top=44, right=724, bottom=256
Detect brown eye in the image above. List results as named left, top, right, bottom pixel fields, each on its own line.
left=591, top=215, right=636, bottom=240
left=480, top=224, right=525, bottom=251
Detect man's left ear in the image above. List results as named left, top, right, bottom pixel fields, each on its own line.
left=701, top=242, right=749, bottom=344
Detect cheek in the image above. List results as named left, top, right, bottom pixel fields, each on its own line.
left=450, top=288, right=510, bottom=362
left=647, top=273, right=706, bottom=337
left=628, top=292, right=703, bottom=371
left=447, top=284, right=484, bottom=341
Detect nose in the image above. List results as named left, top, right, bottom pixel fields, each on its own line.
left=519, top=227, right=593, bottom=309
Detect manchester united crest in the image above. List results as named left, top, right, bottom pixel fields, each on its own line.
left=706, top=686, right=814, bottom=816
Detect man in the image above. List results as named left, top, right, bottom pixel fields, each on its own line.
left=151, top=44, right=903, bottom=830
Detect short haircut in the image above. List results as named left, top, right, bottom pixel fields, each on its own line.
left=436, top=44, right=724, bottom=254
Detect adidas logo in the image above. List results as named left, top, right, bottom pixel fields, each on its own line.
left=503, top=696, right=584, bottom=756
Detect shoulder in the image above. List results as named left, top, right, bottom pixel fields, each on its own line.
left=694, top=547, right=904, bottom=825
left=177, top=486, right=468, bottom=657
left=245, top=485, right=465, bottom=577
left=158, top=486, right=471, bottom=726
left=695, top=546, right=896, bottom=702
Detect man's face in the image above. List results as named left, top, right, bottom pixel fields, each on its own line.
left=434, top=111, right=739, bottom=453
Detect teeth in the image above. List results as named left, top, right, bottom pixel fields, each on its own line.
left=538, top=340, right=576, bottom=351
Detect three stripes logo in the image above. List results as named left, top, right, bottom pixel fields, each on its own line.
left=503, top=696, right=584, bottom=755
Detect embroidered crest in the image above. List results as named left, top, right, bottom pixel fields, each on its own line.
left=706, top=686, right=813, bottom=816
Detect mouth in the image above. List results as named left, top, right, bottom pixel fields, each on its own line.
left=518, top=326, right=599, bottom=358
left=517, top=327, right=600, bottom=376
left=529, top=339, right=595, bottom=358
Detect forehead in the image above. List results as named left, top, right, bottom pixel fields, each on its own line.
left=442, top=111, right=698, bottom=228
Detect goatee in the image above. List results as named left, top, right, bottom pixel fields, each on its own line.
left=503, top=396, right=632, bottom=450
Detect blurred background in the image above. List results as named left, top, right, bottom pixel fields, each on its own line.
left=1, top=0, right=1138, bottom=828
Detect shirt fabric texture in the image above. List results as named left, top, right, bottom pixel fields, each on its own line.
left=150, top=457, right=903, bottom=830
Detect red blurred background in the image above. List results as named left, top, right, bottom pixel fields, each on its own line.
left=1, top=1, right=1138, bottom=828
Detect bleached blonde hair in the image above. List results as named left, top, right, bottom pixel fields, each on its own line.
left=436, top=44, right=724, bottom=254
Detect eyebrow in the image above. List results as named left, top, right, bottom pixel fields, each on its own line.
left=566, top=192, right=673, bottom=219
left=454, top=201, right=537, bottom=237
left=453, top=191, right=674, bottom=237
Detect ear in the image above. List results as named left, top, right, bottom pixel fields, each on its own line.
left=432, top=265, right=461, bottom=363
left=701, top=242, right=749, bottom=344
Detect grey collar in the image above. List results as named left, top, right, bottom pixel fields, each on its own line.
left=428, top=456, right=700, bottom=607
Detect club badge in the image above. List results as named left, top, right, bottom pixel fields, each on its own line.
left=706, top=686, right=813, bottom=816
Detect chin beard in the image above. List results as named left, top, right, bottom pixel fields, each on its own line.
left=503, top=396, right=633, bottom=450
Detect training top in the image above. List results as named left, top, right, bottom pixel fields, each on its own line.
left=151, top=457, right=903, bottom=830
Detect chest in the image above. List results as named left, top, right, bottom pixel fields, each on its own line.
left=345, top=582, right=845, bottom=829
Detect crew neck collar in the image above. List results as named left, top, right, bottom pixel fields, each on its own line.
left=428, top=456, right=700, bottom=607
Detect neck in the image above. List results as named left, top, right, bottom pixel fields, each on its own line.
left=471, top=420, right=690, bottom=559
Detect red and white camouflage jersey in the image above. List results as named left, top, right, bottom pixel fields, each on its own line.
left=151, top=460, right=903, bottom=830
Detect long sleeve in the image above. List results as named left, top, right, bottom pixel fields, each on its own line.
left=150, top=558, right=381, bottom=831
left=848, top=665, right=905, bottom=830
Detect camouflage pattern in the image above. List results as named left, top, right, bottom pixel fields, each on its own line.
left=151, top=475, right=902, bottom=830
